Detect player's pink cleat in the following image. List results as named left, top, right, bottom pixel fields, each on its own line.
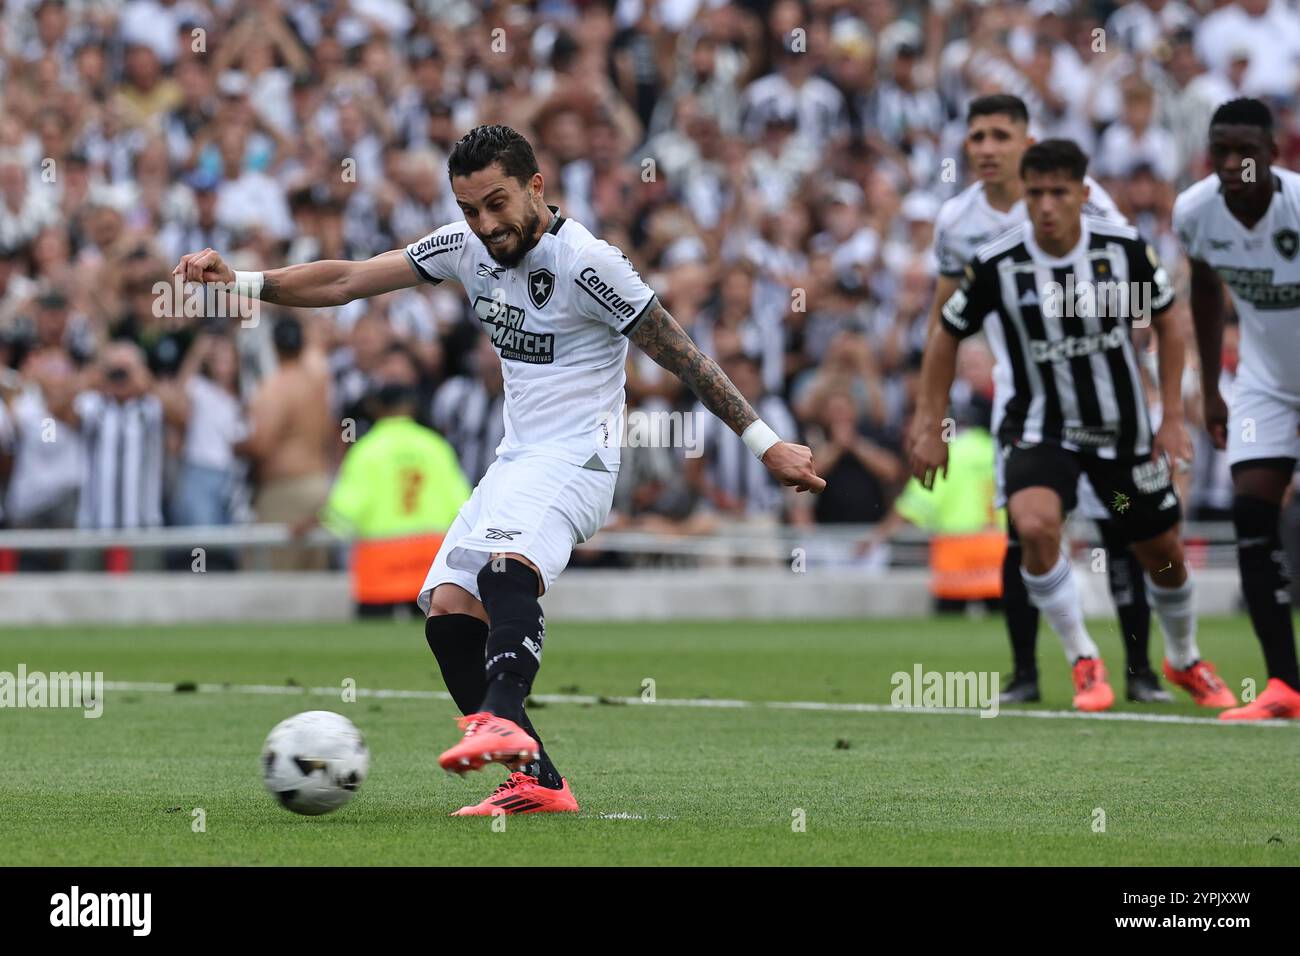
left=1162, top=659, right=1236, bottom=708
left=450, top=771, right=579, bottom=816
left=1218, top=678, right=1300, bottom=721
left=1072, top=657, right=1115, bottom=712
left=438, top=712, right=540, bottom=773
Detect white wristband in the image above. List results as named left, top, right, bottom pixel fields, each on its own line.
left=741, top=419, right=781, bottom=460
left=233, top=270, right=264, bottom=299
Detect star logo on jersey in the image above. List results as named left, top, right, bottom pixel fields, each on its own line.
left=477, top=262, right=504, bottom=279
left=528, top=268, right=555, bottom=309
left=1273, top=228, right=1299, bottom=261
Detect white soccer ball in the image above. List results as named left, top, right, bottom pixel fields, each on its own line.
left=261, top=711, right=370, bottom=816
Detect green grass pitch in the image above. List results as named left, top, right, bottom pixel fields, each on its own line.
left=1, top=615, right=1297, bottom=866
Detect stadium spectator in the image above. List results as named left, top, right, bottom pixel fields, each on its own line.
left=73, top=340, right=171, bottom=535
left=2, top=347, right=84, bottom=569
left=166, top=331, right=246, bottom=528
left=240, top=316, right=332, bottom=570
left=1094, top=77, right=1179, bottom=183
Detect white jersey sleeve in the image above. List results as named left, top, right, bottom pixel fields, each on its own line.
left=1082, top=175, right=1127, bottom=224
left=571, top=240, right=657, bottom=336
left=1172, top=176, right=1218, bottom=261
left=404, top=221, right=471, bottom=285
left=932, top=198, right=966, bottom=278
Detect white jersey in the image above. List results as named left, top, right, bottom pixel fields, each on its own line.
left=933, top=176, right=1122, bottom=279
left=932, top=177, right=1126, bottom=441
left=1173, top=168, right=1300, bottom=399
left=405, top=205, right=655, bottom=473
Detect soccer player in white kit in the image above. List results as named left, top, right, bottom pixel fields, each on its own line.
left=1175, top=97, right=1300, bottom=720
left=173, top=125, right=825, bottom=812
left=917, top=95, right=1180, bottom=708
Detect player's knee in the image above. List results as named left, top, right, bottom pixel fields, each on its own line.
left=1012, top=510, right=1059, bottom=549
left=426, top=585, right=488, bottom=624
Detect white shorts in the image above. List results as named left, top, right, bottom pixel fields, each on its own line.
left=1228, top=381, right=1300, bottom=467
left=995, top=442, right=1109, bottom=519
left=417, top=454, right=616, bottom=612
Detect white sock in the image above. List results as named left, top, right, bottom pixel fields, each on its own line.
left=1147, top=575, right=1199, bottom=670
left=1021, top=555, right=1100, bottom=663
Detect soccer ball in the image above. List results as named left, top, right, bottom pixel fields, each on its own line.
left=261, top=711, right=370, bottom=816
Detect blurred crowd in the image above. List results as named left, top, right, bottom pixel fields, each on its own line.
left=0, top=0, right=1297, bottom=567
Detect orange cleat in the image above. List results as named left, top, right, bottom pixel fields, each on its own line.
left=450, top=772, right=579, bottom=816
left=1162, top=659, right=1236, bottom=708
left=437, top=712, right=540, bottom=774
left=1218, top=678, right=1300, bottom=721
left=1072, top=657, right=1115, bottom=712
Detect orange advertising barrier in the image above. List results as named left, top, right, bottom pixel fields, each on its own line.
left=929, top=530, right=1007, bottom=601
left=350, top=534, right=444, bottom=605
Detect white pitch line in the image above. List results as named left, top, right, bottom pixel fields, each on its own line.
left=99, top=681, right=1298, bottom=728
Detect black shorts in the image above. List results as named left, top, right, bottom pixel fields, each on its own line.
left=1001, top=442, right=1181, bottom=543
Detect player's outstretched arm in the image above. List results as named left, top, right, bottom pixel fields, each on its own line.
left=171, top=247, right=421, bottom=308
left=629, top=299, right=825, bottom=493
left=1187, top=256, right=1229, bottom=448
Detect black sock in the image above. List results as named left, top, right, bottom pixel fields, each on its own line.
left=1098, top=520, right=1153, bottom=676
left=477, top=558, right=543, bottom=716
left=424, top=613, right=488, bottom=715
left=1003, top=525, right=1039, bottom=678
left=514, top=708, right=564, bottom=790
left=481, top=672, right=529, bottom=722
left=1234, top=495, right=1300, bottom=690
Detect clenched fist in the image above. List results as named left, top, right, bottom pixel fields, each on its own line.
left=172, top=248, right=234, bottom=285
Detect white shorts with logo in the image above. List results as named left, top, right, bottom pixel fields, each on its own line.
left=417, top=454, right=616, bottom=612
left=1227, top=380, right=1300, bottom=467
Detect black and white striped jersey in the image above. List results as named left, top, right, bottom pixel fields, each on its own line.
left=74, top=392, right=165, bottom=529
left=940, top=216, right=1174, bottom=459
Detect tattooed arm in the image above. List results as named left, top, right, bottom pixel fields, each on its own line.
left=171, top=248, right=419, bottom=307
left=629, top=299, right=825, bottom=493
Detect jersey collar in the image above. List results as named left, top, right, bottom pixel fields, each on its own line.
left=544, top=204, right=566, bottom=236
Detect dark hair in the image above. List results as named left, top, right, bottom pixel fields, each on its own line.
left=272, top=316, right=303, bottom=358
left=968, top=93, right=1030, bottom=126
left=1211, top=97, right=1274, bottom=131
left=447, top=125, right=539, bottom=185
left=1020, top=138, right=1089, bottom=181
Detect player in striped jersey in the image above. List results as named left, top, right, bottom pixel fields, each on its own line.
left=914, top=139, right=1233, bottom=713
left=1176, top=97, right=1300, bottom=720
left=923, top=94, right=1165, bottom=706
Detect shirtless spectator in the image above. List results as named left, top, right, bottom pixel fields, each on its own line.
left=238, top=316, right=333, bottom=570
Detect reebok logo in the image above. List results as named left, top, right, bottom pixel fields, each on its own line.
left=485, top=528, right=521, bottom=541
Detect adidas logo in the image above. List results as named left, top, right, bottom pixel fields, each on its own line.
left=1019, top=288, right=1039, bottom=307
left=1158, top=491, right=1177, bottom=510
